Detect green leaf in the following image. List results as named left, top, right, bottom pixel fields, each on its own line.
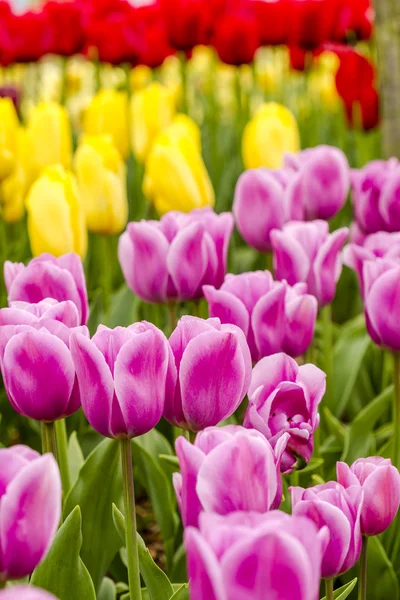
left=159, top=454, right=180, bottom=469
left=170, top=585, right=189, bottom=599
left=367, top=536, right=399, bottom=600
left=31, top=506, right=96, bottom=600
left=98, top=577, right=117, bottom=600
left=342, top=386, right=393, bottom=464
left=106, top=284, right=141, bottom=328
left=113, top=504, right=174, bottom=600
left=64, top=438, right=123, bottom=591
left=67, top=431, right=84, bottom=488
left=320, top=578, right=357, bottom=600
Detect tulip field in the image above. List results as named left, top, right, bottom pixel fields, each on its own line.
left=1, top=0, right=400, bottom=599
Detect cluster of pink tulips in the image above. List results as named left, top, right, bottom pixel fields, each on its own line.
left=0, top=144, right=400, bottom=600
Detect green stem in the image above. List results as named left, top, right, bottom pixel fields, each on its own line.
left=0, top=581, right=5, bottom=589
left=167, top=303, right=177, bottom=335
left=320, top=304, right=333, bottom=406
left=264, top=252, right=273, bottom=274
left=305, top=336, right=317, bottom=364
left=180, top=52, right=188, bottom=114
left=120, top=439, right=141, bottom=600
left=358, top=535, right=368, bottom=600
left=59, top=56, right=68, bottom=106
left=393, top=354, right=400, bottom=469
left=325, top=579, right=334, bottom=600
left=41, top=421, right=57, bottom=457
left=55, top=419, right=71, bottom=496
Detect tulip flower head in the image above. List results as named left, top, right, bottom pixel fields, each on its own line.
left=242, top=103, right=300, bottom=170
left=119, top=208, right=233, bottom=304
left=70, top=322, right=175, bottom=439
left=204, top=272, right=317, bottom=362
left=291, top=481, right=362, bottom=579
left=0, top=97, right=19, bottom=181
left=0, top=298, right=80, bottom=328
left=75, top=135, right=128, bottom=235
left=245, top=353, right=325, bottom=472
left=185, top=510, right=328, bottom=600
left=4, top=253, right=89, bottom=325
left=0, top=446, right=61, bottom=583
left=27, top=101, right=72, bottom=174
left=174, top=426, right=288, bottom=528
left=0, top=587, right=58, bottom=600
left=1, top=128, right=35, bottom=224
left=25, top=166, right=87, bottom=259
left=271, top=220, right=348, bottom=306
left=337, top=457, right=400, bottom=536
left=164, top=316, right=251, bottom=431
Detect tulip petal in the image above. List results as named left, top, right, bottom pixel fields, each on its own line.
left=185, top=528, right=226, bottom=600
left=0, top=454, right=61, bottom=579
left=270, top=229, right=310, bottom=286
left=366, top=267, right=400, bottom=352
left=252, top=284, right=286, bottom=358
left=57, top=254, right=88, bottom=325
left=313, top=228, right=348, bottom=305
left=167, top=222, right=208, bottom=300
left=297, top=364, right=326, bottom=424
left=284, top=294, right=318, bottom=357
left=175, top=437, right=205, bottom=528
left=360, top=465, right=400, bottom=535
left=203, top=286, right=250, bottom=336
left=248, top=353, right=298, bottom=401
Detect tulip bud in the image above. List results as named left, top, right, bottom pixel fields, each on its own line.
left=1, top=128, right=34, bottom=223
left=271, top=220, right=348, bottom=306
left=244, top=353, right=325, bottom=472
left=144, top=119, right=214, bottom=215
left=119, top=208, right=233, bottom=303
left=0, top=97, right=19, bottom=181
left=25, top=166, right=87, bottom=259
left=74, top=135, right=128, bottom=235
left=0, top=447, right=61, bottom=582
left=204, top=272, right=317, bottom=361
left=174, top=426, right=288, bottom=527
left=27, top=102, right=72, bottom=174
left=242, top=103, right=300, bottom=170
left=4, top=253, right=89, bottom=326
left=83, top=89, right=130, bottom=160
left=185, top=511, right=327, bottom=600
left=164, top=316, right=251, bottom=431
left=70, top=323, right=175, bottom=439
left=0, top=298, right=80, bottom=328
left=337, top=457, right=400, bottom=536
left=212, top=9, right=260, bottom=66
left=131, top=82, right=175, bottom=163
left=0, top=587, right=57, bottom=600
left=291, top=482, right=362, bottom=579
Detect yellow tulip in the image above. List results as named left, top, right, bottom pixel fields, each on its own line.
left=26, top=165, right=87, bottom=258
left=27, top=101, right=73, bottom=174
left=144, top=131, right=214, bottom=215
left=155, top=114, right=201, bottom=153
left=1, top=128, right=34, bottom=223
left=242, top=102, right=300, bottom=170
left=74, top=135, right=128, bottom=235
left=0, top=98, right=19, bottom=181
left=83, top=89, right=130, bottom=160
left=130, top=65, right=152, bottom=91
left=131, top=82, right=175, bottom=163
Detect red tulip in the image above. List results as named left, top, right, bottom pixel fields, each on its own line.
left=44, top=1, right=86, bottom=57
left=251, top=0, right=289, bottom=46
left=159, top=0, right=219, bottom=52
left=287, top=0, right=339, bottom=51
left=3, top=11, right=52, bottom=64
left=213, top=8, right=260, bottom=66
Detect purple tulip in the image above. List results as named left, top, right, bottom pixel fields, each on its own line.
left=0, top=298, right=80, bottom=328
left=0, top=587, right=57, bottom=600
left=0, top=321, right=88, bottom=421
left=337, top=457, right=400, bottom=536
left=291, top=482, right=362, bottom=579
left=118, top=208, right=234, bottom=303
left=233, top=168, right=298, bottom=253
left=203, top=271, right=317, bottom=362
left=344, top=232, right=400, bottom=298
left=70, top=322, right=175, bottom=439
left=351, top=158, right=400, bottom=235
left=185, top=510, right=328, bottom=600
left=164, top=316, right=251, bottom=431
left=363, top=259, right=400, bottom=350
left=0, top=446, right=61, bottom=582
left=4, top=253, right=89, bottom=325
left=244, top=353, right=325, bottom=472
left=173, top=426, right=289, bottom=528
left=271, top=220, right=349, bottom=306
left=284, top=146, right=350, bottom=221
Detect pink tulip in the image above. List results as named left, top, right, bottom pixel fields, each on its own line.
left=164, top=316, right=251, bottom=431
left=70, top=322, right=175, bottom=439
left=203, top=271, right=317, bottom=362
left=291, top=481, right=362, bottom=579
left=271, top=220, right=348, bottom=306
left=173, top=426, right=288, bottom=527
left=0, top=298, right=80, bottom=328
left=344, top=231, right=400, bottom=298
left=363, top=260, right=400, bottom=350
left=0, top=587, right=57, bottom=600
left=185, top=510, right=328, bottom=600
left=337, top=457, right=400, bottom=536
left=118, top=208, right=233, bottom=303
left=233, top=168, right=298, bottom=252
left=0, top=446, right=61, bottom=582
left=244, top=353, right=325, bottom=472
left=351, top=158, right=400, bottom=235
left=4, top=253, right=89, bottom=325
left=0, top=321, right=88, bottom=422
left=284, top=145, right=350, bottom=221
